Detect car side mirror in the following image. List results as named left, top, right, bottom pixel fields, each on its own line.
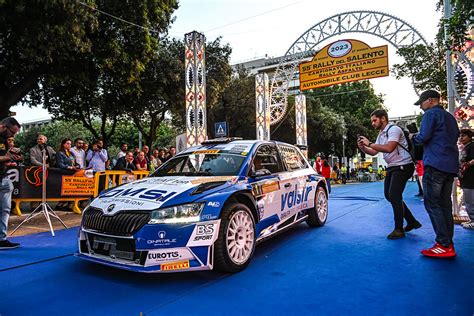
left=251, top=168, right=271, bottom=177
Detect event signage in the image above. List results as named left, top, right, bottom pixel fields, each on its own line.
left=9, top=167, right=96, bottom=199
left=299, top=39, right=389, bottom=91
left=61, top=172, right=95, bottom=196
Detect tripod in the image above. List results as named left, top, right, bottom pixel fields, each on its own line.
left=10, top=149, right=68, bottom=237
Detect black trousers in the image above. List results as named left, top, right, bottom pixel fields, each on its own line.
left=384, top=163, right=418, bottom=229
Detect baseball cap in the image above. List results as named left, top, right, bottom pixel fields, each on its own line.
left=414, top=89, right=440, bottom=105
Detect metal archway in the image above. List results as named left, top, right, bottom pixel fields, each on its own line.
left=269, top=10, right=428, bottom=125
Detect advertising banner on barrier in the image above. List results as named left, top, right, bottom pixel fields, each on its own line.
left=6, top=167, right=95, bottom=199
left=299, top=39, right=389, bottom=91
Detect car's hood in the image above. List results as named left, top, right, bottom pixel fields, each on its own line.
left=89, top=175, right=236, bottom=214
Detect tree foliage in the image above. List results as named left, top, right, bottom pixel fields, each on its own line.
left=208, top=66, right=256, bottom=139
left=0, top=0, right=97, bottom=118
left=207, top=67, right=384, bottom=160
left=125, top=36, right=232, bottom=148
left=393, top=1, right=473, bottom=96
left=300, top=81, right=384, bottom=159
left=392, top=38, right=447, bottom=95
left=438, top=0, right=474, bottom=50
left=1, top=0, right=179, bottom=144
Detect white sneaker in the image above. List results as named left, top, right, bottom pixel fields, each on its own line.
left=461, top=221, right=474, bottom=230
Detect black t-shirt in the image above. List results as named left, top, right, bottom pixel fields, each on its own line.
left=0, top=137, right=8, bottom=177
left=460, top=142, right=474, bottom=189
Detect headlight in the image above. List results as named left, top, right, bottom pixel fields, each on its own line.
left=148, top=203, right=205, bottom=224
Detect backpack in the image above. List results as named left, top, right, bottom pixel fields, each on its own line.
left=386, top=125, right=423, bottom=162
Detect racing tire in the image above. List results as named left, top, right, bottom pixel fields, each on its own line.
left=306, top=186, right=328, bottom=227
left=214, top=202, right=256, bottom=273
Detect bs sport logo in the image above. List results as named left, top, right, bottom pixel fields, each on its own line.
left=24, top=166, right=48, bottom=187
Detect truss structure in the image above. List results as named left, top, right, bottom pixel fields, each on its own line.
left=269, top=10, right=428, bottom=125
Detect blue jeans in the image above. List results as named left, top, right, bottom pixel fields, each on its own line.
left=0, top=177, right=13, bottom=241
left=423, top=166, right=455, bottom=247
left=462, top=188, right=474, bottom=221
left=325, top=178, right=331, bottom=194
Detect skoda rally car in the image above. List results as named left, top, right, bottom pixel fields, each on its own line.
left=76, top=138, right=329, bottom=273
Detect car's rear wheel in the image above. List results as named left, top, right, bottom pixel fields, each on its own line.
left=214, top=202, right=256, bottom=273
left=306, top=186, right=328, bottom=227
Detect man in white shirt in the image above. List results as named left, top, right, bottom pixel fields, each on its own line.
left=117, top=143, right=128, bottom=159
left=70, top=138, right=86, bottom=169
left=358, top=109, right=421, bottom=239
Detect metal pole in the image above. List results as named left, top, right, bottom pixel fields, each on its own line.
left=342, top=136, right=346, bottom=166
left=444, top=0, right=455, bottom=114
left=138, top=131, right=142, bottom=149
left=444, top=0, right=460, bottom=216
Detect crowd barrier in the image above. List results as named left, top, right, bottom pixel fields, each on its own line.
left=9, top=167, right=150, bottom=216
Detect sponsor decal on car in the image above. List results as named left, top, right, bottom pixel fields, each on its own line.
left=145, top=248, right=195, bottom=267
left=207, top=201, right=220, bottom=207
left=187, top=220, right=221, bottom=247
left=190, top=176, right=235, bottom=185
left=201, top=214, right=218, bottom=220
left=280, top=184, right=312, bottom=212
left=100, top=187, right=177, bottom=202
left=147, top=231, right=178, bottom=246
left=279, top=184, right=314, bottom=220
left=192, top=149, right=220, bottom=154
left=251, top=180, right=280, bottom=197
left=160, top=260, right=190, bottom=271
left=142, top=178, right=190, bottom=185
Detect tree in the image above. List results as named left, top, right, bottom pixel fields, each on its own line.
left=208, top=66, right=256, bottom=139
left=127, top=36, right=233, bottom=148
left=393, top=1, right=473, bottom=97
left=303, top=81, right=385, bottom=160
left=438, top=0, right=474, bottom=50
left=392, top=39, right=447, bottom=95
left=2, top=0, right=179, bottom=145
left=0, top=0, right=97, bottom=118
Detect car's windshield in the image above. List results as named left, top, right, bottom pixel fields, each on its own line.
left=152, top=152, right=246, bottom=177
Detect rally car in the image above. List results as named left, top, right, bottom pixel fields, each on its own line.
left=76, top=138, right=329, bottom=273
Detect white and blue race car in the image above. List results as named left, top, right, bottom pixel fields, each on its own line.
left=76, top=138, right=329, bottom=273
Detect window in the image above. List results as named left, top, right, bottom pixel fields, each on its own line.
left=153, top=153, right=245, bottom=176
left=250, top=144, right=284, bottom=175
left=278, top=145, right=308, bottom=171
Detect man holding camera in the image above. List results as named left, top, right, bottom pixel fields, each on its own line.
left=358, top=109, right=421, bottom=239
left=86, top=139, right=108, bottom=172
left=0, top=117, right=21, bottom=249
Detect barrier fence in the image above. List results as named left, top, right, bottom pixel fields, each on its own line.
left=8, top=167, right=149, bottom=216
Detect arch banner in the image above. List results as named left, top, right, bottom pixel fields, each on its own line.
left=299, top=39, right=389, bottom=91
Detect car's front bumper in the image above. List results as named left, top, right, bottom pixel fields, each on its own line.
left=76, top=219, right=221, bottom=273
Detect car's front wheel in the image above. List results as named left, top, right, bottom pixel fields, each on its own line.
left=306, top=186, right=328, bottom=227
left=214, top=202, right=256, bottom=273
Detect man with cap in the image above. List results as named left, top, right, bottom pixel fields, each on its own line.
left=413, top=89, right=459, bottom=258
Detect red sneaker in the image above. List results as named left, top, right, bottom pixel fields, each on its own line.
left=421, top=243, right=456, bottom=258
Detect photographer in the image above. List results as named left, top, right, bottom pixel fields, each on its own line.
left=358, top=109, right=421, bottom=240
left=0, top=117, right=21, bottom=249
left=86, top=139, right=107, bottom=172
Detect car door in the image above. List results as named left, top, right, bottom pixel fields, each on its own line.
left=277, top=144, right=316, bottom=221
left=247, top=143, right=285, bottom=223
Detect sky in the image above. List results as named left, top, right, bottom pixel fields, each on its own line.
left=12, top=0, right=442, bottom=123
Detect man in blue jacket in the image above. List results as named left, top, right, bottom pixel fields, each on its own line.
left=413, top=90, right=459, bottom=258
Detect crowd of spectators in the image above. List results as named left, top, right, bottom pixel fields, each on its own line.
left=10, top=133, right=177, bottom=173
